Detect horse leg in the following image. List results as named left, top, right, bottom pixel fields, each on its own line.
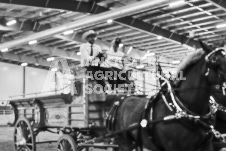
left=115, top=135, right=134, bottom=151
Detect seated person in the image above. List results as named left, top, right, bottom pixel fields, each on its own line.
left=105, top=38, right=131, bottom=88
left=80, top=32, right=130, bottom=91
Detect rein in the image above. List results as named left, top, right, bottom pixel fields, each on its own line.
left=140, top=72, right=226, bottom=142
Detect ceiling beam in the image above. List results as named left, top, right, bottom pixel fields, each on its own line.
left=115, top=16, right=199, bottom=48
left=0, top=51, right=50, bottom=67
left=19, top=44, right=80, bottom=61
left=0, top=0, right=98, bottom=14
left=0, top=0, right=170, bottom=50
left=205, top=0, right=226, bottom=12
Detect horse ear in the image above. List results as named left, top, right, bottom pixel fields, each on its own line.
left=199, top=40, right=212, bottom=53
left=219, top=40, right=225, bottom=47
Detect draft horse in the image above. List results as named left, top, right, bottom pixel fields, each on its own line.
left=113, top=41, right=226, bottom=151
left=209, top=86, right=226, bottom=151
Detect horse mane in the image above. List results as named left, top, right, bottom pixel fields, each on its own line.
left=175, top=49, right=205, bottom=75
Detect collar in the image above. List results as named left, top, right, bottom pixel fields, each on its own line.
left=86, top=42, right=94, bottom=46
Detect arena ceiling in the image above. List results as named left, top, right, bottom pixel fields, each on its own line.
left=0, top=0, right=225, bottom=69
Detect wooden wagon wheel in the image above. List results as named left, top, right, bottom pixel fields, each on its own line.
left=14, top=117, right=36, bottom=151
left=57, top=134, right=78, bottom=151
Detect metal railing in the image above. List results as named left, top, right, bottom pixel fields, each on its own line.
left=0, top=110, right=12, bottom=115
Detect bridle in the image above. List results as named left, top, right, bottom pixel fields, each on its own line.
left=143, top=49, right=226, bottom=142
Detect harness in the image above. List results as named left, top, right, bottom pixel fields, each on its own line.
left=139, top=73, right=226, bottom=144
left=105, top=48, right=226, bottom=150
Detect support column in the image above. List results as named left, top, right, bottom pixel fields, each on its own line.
left=23, top=67, right=26, bottom=98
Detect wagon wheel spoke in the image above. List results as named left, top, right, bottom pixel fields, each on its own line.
left=17, top=146, right=23, bottom=151
left=59, top=143, right=64, bottom=151
left=26, top=143, right=33, bottom=146
left=77, top=146, right=84, bottom=151
left=15, top=127, right=23, bottom=140
left=64, top=140, right=68, bottom=151
left=14, top=117, right=35, bottom=151
left=57, top=135, right=77, bottom=151
left=65, top=139, right=71, bottom=151
left=25, top=146, right=32, bottom=151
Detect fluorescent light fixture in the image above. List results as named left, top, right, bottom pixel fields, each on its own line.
left=172, top=60, right=180, bottom=64
left=195, top=6, right=203, bottom=11
left=136, top=64, right=145, bottom=69
left=6, top=20, right=17, bottom=26
left=146, top=52, right=155, bottom=56
left=35, top=63, right=39, bottom=66
left=77, top=52, right=81, bottom=55
left=119, top=43, right=124, bottom=48
left=188, top=46, right=194, bottom=50
left=169, top=0, right=185, bottom=7
left=28, top=40, right=37, bottom=45
left=47, top=57, right=55, bottom=62
left=157, top=36, right=163, bottom=40
left=21, top=63, right=28, bottom=66
left=65, top=11, right=72, bottom=15
left=63, top=30, right=74, bottom=35
left=107, top=19, right=113, bottom=24
left=205, top=11, right=212, bottom=16
left=127, top=47, right=133, bottom=55
left=216, top=23, right=226, bottom=28
left=1, top=48, right=8, bottom=52
left=51, top=68, right=58, bottom=72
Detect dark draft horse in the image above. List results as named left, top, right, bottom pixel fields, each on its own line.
left=210, top=86, right=226, bottom=151
left=113, top=41, right=226, bottom=151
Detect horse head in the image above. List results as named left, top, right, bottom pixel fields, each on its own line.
left=199, top=40, right=226, bottom=91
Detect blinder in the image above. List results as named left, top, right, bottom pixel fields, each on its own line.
left=205, top=48, right=226, bottom=95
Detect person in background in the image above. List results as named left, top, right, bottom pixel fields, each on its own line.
left=105, top=38, right=131, bottom=90
left=80, top=30, right=103, bottom=67
left=79, top=30, right=106, bottom=88
left=106, top=38, right=125, bottom=69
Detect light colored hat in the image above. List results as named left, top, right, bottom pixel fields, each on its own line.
left=82, top=30, right=97, bottom=41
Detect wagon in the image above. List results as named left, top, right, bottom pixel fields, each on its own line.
left=8, top=76, right=134, bottom=151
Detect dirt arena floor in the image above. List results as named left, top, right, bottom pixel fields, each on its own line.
left=0, top=126, right=58, bottom=151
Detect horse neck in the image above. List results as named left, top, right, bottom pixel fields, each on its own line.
left=177, top=58, right=211, bottom=115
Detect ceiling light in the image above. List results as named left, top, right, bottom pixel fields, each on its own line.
left=1, top=48, right=8, bottom=52
left=205, top=11, right=212, bottom=16
left=77, top=52, right=81, bottom=55
left=157, top=36, right=163, bottom=40
left=127, top=47, right=133, bottom=55
left=107, top=19, right=113, bottom=24
left=21, top=63, right=28, bottom=66
left=136, top=64, right=145, bottom=69
left=169, top=0, right=185, bottom=7
left=6, top=20, right=17, bottom=26
left=28, top=40, right=38, bottom=45
left=65, top=11, right=72, bottom=15
left=216, top=23, right=226, bottom=28
left=146, top=52, right=155, bottom=56
left=47, top=57, right=55, bottom=61
left=195, top=6, right=203, bottom=11
left=35, top=63, right=39, bottom=66
left=119, top=43, right=124, bottom=48
left=51, top=68, right=58, bottom=72
left=172, top=60, right=180, bottom=64
left=63, top=30, right=74, bottom=35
